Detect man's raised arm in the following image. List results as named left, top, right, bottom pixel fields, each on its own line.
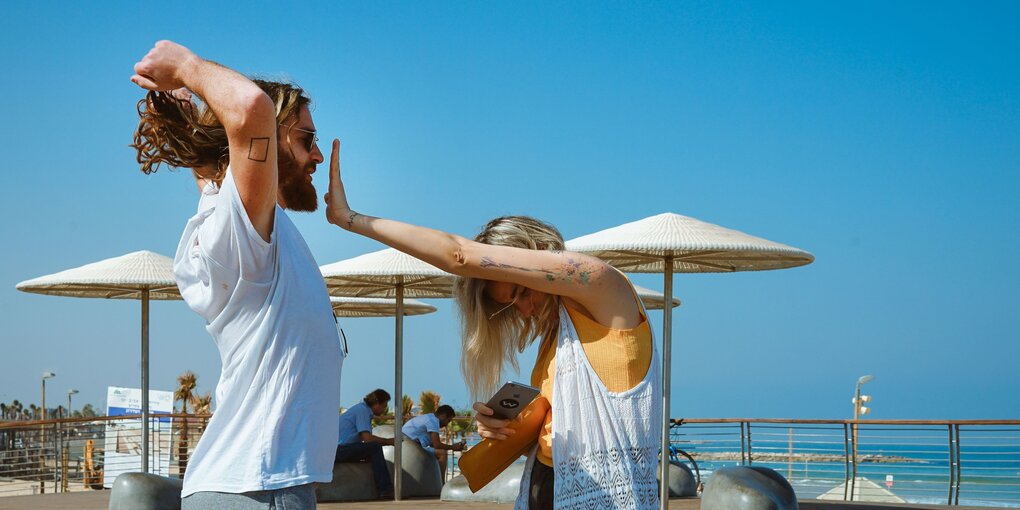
left=132, top=40, right=278, bottom=241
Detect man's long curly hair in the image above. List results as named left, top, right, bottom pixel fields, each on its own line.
left=132, top=79, right=310, bottom=182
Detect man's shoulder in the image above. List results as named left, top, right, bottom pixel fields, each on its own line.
left=354, top=403, right=374, bottom=418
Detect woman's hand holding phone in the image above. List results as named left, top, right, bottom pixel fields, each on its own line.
left=472, top=402, right=517, bottom=441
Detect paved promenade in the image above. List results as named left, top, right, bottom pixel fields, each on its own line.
left=0, top=492, right=991, bottom=510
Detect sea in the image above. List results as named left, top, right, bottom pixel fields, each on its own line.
left=690, top=442, right=1020, bottom=508
left=453, top=427, right=1020, bottom=507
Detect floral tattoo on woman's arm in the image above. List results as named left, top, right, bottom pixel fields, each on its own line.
left=479, top=254, right=602, bottom=285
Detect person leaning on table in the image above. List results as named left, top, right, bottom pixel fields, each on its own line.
left=335, top=389, right=394, bottom=500
left=401, top=404, right=465, bottom=481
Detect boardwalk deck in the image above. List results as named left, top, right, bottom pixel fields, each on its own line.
left=0, top=492, right=990, bottom=510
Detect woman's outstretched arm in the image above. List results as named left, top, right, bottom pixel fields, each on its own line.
left=323, top=139, right=640, bottom=327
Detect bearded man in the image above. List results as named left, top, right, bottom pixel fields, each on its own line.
left=131, top=40, right=342, bottom=509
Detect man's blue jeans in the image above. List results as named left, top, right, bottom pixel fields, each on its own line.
left=334, top=442, right=393, bottom=494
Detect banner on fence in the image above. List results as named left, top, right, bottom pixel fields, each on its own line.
left=103, top=386, right=174, bottom=487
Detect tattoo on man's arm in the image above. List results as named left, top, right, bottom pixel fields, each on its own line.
left=248, top=137, right=270, bottom=162
left=346, top=211, right=360, bottom=229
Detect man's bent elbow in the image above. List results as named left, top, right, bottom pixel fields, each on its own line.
left=224, top=88, right=276, bottom=134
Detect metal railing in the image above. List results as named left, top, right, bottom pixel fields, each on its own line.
left=670, top=419, right=1020, bottom=507
left=4, top=416, right=1018, bottom=507
left=0, top=414, right=208, bottom=497
left=0, top=412, right=473, bottom=498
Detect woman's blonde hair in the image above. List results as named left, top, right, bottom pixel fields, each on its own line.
left=131, top=79, right=310, bottom=181
left=455, top=216, right=565, bottom=400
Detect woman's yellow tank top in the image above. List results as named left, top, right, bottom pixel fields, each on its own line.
left=530, top=303, right=653, bottom=467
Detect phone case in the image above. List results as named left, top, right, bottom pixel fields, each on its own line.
left=459, top=396, right=550, bottom=492
left=485, top=381, right=540, bottom=420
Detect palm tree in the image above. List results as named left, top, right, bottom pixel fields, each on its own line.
left=0, top=403, right=7, bottom=451
left=449, top=408, right=477, bottom=435
left=174, top=371, right=198, bottom=478
left=419, top=391, right=441, bottom=415
left=175, top=371, right=198, bottom=414
left=29, top=404, right=39, bottom=421
left=192, top=393, right=212, bottom=436
left=192, top=393, right=211, bottom=414
left=80, top=403, right=99, bottom=418
left=402, top=395, right=413, bottom=420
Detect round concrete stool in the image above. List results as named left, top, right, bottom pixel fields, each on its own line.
left=701, top=466, right=798, bottom=510
left=108, top=472, right=184, bottom=510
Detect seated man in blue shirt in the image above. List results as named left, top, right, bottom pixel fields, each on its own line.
left=336, top=389, right=394, bottom=499
left=401, top=404, right=465, bottom=481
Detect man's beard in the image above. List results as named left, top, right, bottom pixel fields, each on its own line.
left=278, top=150, right=318, bottom=212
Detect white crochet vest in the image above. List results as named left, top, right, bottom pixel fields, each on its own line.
left=514, top=303, right=661, bottom=509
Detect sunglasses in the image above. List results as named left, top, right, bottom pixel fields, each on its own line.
left=489, top=288, right=525, bottom=320
left=283, top=124, right=320, bottom=151
left=333, top=316, right=349, bottom=356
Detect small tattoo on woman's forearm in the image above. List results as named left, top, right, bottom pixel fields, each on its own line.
left=480, top=256, right=555, bottom=277
left=346, top=211, right=360, bottom=229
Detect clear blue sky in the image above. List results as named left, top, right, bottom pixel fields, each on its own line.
left=1, top=1, right=1017, bottom=420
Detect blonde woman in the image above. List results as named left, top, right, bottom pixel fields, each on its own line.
left=324, top=140, right=661, bottom=510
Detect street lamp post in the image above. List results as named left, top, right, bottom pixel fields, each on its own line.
left=63, top=389, right=78, bottom=494
left=67, top=390, right=79, bottom=419
left=850, top=374, right=875, bottom=497
left=40, top=371, right=56, bottom=494
left=41, top=372, right=56, bottom=420
left=852, top=374, right=874, bottom=421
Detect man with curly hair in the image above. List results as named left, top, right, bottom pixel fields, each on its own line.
left=131, top=40, right=342, bottom=509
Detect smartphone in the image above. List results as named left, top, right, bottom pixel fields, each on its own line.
left=484, top=381, right=540, bottom=421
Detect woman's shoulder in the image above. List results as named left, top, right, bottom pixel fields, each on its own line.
left=565, top=269, right=646, bottom=329
left=563, top=296, right=647, bottom=333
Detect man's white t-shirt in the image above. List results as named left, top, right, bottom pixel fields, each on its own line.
left=174, top=169, right=342, bottom=496
left=401, top=414, right=441, bottom=449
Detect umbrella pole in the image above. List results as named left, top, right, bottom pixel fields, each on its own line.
left=393, top=285, right=404, bottom=500
left=141, top=289, right=150, bottom=474
left=659, top=257, right=673, bottom=509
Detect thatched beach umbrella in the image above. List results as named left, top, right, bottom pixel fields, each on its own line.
left=330, top=296, right=437, bottom=318
left=634, top=284, right=681, bottom=311
left=320, top=248, right=454, bottom=500
left=16, top=250, right=181, bottom=474
left=330, top=296, right=437, bottom=354
left=567, top=212, right=813, bottom=508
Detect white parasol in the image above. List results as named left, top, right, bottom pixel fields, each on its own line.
left=320, top=248, right=455, bottom=500
left=634, top=284, right=681, bottom=311
left=331, top=296, right=437, bottom=318
left=16, top=250, right=182, bottom=474
left=567, top=212, right=813, bottom=508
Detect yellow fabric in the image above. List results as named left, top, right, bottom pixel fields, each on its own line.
left=532, top=303, right=652, bottom=467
